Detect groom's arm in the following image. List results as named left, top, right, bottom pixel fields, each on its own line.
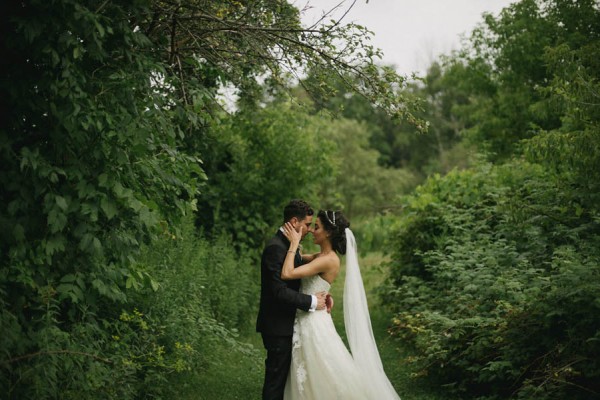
left=263, top=244, right=313, bottom=312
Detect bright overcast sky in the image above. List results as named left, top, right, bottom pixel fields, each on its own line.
left=298, top=0, right=515, bottom=76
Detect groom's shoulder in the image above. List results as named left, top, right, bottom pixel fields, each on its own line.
left=265, top=234, right=283, bottom=246
left=264, top=232, right=285, bottom=250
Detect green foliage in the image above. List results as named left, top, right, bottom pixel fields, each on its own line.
left=117, top=219, right=258, bottom=398
left=0, top=1, right=202, bottom=396
left=350, top=214, right=400, bottom=256
left=317, top=118, right=418, bottom=218
left=2, top=0, right=427, bottom=396
left=142, top=0, right=423, bottom=126
left=1, top=216, right=255, bottom=399
left=384, top=161, right=600, bottom=399
left=377, top=3, right=600, bottom=399
left=301, top=58, right=474, bottom=184
left=302, top=71, right=437, bottom=172
left=137, top=219, right=258, bottom=334
left=441, top=0, right=600, bottom=161
left=197, top=102, right=336, bottom=249
left=524, top=27, right=600, bottom=209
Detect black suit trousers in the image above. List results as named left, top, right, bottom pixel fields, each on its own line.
left=261, top=334, right=293, bottom=400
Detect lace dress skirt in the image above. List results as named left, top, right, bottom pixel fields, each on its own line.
left=284, top=275, right=370, bottom=399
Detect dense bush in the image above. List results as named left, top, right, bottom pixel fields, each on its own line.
left=380, top=3, right=600, bottom=397
left=0, top=215, right=255, bottom=399
left=383, top=161, right=600, bottom=399
left=130, top=218, right=259, bottom=396
left=136, top=219, right=259, bottom=335
left=0, top=1, right=201, bottom=397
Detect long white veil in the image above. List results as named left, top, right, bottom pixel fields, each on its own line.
left=343, top=228, right=400, bottom=399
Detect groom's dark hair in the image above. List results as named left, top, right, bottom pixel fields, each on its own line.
left=283, top=199, right=314, bottom=223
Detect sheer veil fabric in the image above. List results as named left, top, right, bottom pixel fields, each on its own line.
left=344, top=228, right=400, bottom=399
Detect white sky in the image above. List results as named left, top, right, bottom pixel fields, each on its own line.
left=298, top=0, right=515, bottom=76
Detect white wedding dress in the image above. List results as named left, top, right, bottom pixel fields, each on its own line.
left=284, top=229, right=400, bottom=400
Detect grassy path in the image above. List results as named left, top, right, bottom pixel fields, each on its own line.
left=180, top=253, right=451, bottom=399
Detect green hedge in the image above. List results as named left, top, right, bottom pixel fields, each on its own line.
left=383, top=161, right=600, bottom=399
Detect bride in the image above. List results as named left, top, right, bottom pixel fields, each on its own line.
left=280, top=210, right=400, bottom=399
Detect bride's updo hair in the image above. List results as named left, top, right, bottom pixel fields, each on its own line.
left=318, top=210, right=350, bottom=255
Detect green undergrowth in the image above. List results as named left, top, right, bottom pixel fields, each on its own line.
left=176, top=335, right=264, bottom=400
left=185, top=252, right=455, bottom=399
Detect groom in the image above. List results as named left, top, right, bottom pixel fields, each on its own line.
left=256, top=199, right=328, bottom=400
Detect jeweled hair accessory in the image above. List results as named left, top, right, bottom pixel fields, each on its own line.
left=325, top=210, right=336, bottom=226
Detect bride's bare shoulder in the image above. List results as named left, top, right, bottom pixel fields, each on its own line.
left=320, top=252, right=340, bottom=269
left=314, top=251, right=339, bottom=264
left=319, top=252, right=340, bottom=282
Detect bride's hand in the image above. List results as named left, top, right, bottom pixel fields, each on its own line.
left=283, top=222, right=301, bottom=246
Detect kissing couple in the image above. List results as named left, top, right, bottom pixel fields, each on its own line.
left=256, top=199, right=400, bottom=399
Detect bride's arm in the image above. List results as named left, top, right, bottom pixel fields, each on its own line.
left=281, top=223, right=336, bottom=280
left=282, top=251, right=336, bottom=280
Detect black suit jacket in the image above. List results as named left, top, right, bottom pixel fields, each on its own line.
left=256, top=230, right=312, bottom=336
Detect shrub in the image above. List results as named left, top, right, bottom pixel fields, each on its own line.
left=383, top=160, right=600, bottom=399
left=0, top=217, right=257, bottom=399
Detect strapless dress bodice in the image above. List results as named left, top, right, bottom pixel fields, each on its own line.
left=299, top=275, right=331, bottom=295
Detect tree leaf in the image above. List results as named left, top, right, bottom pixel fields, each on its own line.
left=100, top=196, right=118, bottom=220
